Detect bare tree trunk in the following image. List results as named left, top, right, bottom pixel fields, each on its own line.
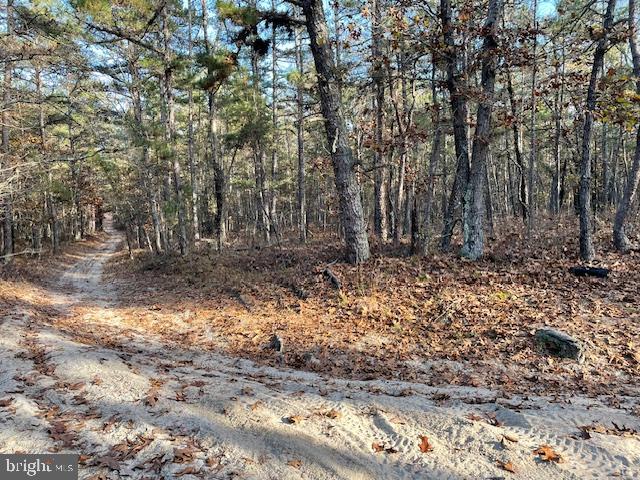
left=1, top=0, right=14, bottom=260
left=613, top=0, right=640, bottom=251
left=526, top=0, right=538, bottom=236
left=301, top=0, right=370, bottom=263
left=162, top=4, right=188, bottom=256
left=460, top=0, right=502, bottom=260
left=440, top=0, right=470, bottom=251
left=187, top=0, right=199, bottom=241
left=372, top=0, right=388, bottom=241
left=36, top=66, right=60, bottom=253
left=127, top=46, right=162, bottom=254
left=270, top=0, right=279, bottom=239
left=549, top=41, right=565, bottom=214
left=201, top=0, right=227, bottom=250
left=295, top=25, right=307, bottom=243
left=579, top=0, right=616, bottom=261
left=505, top=68, right=528, bottom=220
left=412, top=63, right=442, bottom=256
left=250, top=45, right=270, bottom=244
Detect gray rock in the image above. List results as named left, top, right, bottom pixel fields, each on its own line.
left=535, top=328, right=586, bottom=363
left=267, top=334, right=284, bottom=353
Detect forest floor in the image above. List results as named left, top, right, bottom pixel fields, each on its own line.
left=0, top=218, right=639, bottom=479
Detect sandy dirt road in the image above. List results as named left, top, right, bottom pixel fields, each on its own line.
left=1, top=220, right=639, bottom=479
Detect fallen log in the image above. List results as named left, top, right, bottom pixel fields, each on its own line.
left=569, top=266, right=610, bottom=278
left=535, top=328, right=586, bottom=363
left=322, top=268, right=342, bottom=290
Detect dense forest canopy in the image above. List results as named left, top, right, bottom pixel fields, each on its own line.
left=1, top=0, right=639, bottom=263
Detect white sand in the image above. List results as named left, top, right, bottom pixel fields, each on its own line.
left=1, top=221, right=639, bottom=479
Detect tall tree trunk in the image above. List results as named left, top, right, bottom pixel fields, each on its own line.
left=270, top=0, right=279, bottom=239
left=460, top=0, right=502, bottom=260
left=549, top=41, right=565, bottom=214
left=187, top=0, right=199, bottom=241
left=440, top=0, right=470, bottom=251
left=128, top=45, right=162, bottom=254
left=251, top=45, right=270, bottom=244
left=505, top=68, right=528, bottom=220
left=579, top=0, right=616, bottom=261
left=295, top=25, right=307, bottom=243
left=301, top=0, right=370, bottom=263
left=372, top=0, right=388, bottom=241
left=36, top=66, right=60, bottom=253
left=201, top=0, right=227, bottom=250
left=412, top=63, right=442, bottom=256
left=1, top=0, right=14, bottom=260
left=389, top=50, right=410, bottom=247
left=527, top=0, right=538, bottom=236
left=162, top=4, right=188, bottom=255
left=613, top=0, right=640, bottom=251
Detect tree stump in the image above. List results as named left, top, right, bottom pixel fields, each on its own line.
left=535, top=328, right=586, bottom=363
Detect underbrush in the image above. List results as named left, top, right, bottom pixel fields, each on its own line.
left=105, top=215, right=640, bottom=397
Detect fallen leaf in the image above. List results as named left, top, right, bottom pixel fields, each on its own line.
left=173, top=446, right=196, bottom=463
left=502, top=433, right=519, bottom=443
left=0, top=397, right=14, bottom=407
left=324, top=408, right=341, bottom=419
left=418, top=435, right=434, bottom=453
left=287, top=459, right=302, bottom=469
left=533, top=444, right=563, bottom=463
left=497, top=460, right=517, bottom=473
left=284, top=415, right=303, bottom=424
left=372, top=442, right=398, bottom=454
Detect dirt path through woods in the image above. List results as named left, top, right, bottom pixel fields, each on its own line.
left=0, top=220, right=639, bottom=479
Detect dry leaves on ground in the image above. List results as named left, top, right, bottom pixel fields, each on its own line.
left=418, top=435, right=433, bottom=453
left=497, top=460, right=517, bottom=473
left=284, top=414, right=303, bottom=424
left=372, top=442, right=398, bottom=454
left=533, top=444, right=563, bottom=463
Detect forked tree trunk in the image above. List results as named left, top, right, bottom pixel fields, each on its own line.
left=460, top=0, right=502, bottom=260
left=301, top=0, right=370, bottom=264
left=613, top=0, right=640, bottom=251
left=579, top=0, right=616, bottom=261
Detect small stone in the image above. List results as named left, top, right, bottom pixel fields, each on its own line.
left=535, top=328, right=586, bottom=363
left=267, top=334, right=283, bottom=353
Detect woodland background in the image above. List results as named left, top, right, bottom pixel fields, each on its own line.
left=0, top=0, right=639, bottom=264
